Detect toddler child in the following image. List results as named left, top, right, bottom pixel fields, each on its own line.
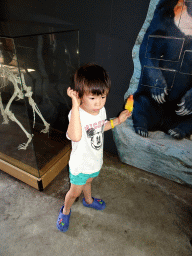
left=57, top=63, right=131, bottom=232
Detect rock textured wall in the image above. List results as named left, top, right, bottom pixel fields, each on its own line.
left=113, top=118, right=192, bottom=186
left=124, top=0, right=158, bottom=100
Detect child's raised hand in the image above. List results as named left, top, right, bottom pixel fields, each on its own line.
left=67, top=87, right=81, bottom=107
left=119, top=109, right=132, bottom=124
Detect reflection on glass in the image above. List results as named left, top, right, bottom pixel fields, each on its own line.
left=0, top=38, right=38, bottom=174
left=0, top=29, right=79, bottom=177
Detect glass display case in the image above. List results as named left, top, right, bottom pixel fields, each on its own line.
left=0, top=21, right=79, bottom=190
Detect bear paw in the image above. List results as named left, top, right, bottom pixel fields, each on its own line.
left=135, top=127, right=148, bottom=137
left=168, top=128, right=186, bottom=140
left=151, top=79, right=168, bottom=104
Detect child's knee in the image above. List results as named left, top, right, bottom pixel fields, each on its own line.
left=68, top=190, right=81, bottom=199
left=72, top=192, right=81, bottom=199
left=69, top=184, right=83, bottom=198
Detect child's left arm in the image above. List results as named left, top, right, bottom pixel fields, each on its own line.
left=104, top=110, right=131, bottom=132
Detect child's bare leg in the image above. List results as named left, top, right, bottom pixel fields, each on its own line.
left=83, top=178, right=94, bottom=204
left=63, top=184, right=84, bottom=215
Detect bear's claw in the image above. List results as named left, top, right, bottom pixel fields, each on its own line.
left=135, top=127, right=148, bottom=137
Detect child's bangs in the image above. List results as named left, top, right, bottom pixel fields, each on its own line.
left=84, top=84, right=109, bottom=96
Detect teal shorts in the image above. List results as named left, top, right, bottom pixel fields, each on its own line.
left=69, top=170, right=100, bottom=185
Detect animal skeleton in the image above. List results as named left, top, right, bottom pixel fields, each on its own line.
left=0, top=64, right=50, bottom=150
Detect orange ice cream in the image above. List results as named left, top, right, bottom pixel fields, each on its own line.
left=125, top=95, right=134, bottom=112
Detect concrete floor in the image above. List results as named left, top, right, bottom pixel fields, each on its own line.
left=1, top=151, right=192, bottom=256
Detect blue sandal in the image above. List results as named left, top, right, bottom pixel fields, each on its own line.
left=56, top=206, right=71, bottom=232
left=83, top=197, right=106, bottom=210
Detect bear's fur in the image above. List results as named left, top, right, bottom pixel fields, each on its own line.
left=133, top=0, right=192, bottom=139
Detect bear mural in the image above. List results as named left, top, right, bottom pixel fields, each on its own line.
left=133, top=0, right=192, bottom=139
left=113, top=0, right=192, bottom=186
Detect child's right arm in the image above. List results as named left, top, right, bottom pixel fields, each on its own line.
left=67, top=87, right=82, bottom=142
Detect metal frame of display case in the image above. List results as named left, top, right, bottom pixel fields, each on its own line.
left=0, top=20, right=78, bottom=190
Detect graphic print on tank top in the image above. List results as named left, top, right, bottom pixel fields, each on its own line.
left=86, top=124, right=105, bottom=150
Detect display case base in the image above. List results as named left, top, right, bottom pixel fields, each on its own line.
left=0, top=145, right=71, bottom=191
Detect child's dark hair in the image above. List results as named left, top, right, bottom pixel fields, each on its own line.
left=74, top=63, right=111, bottom=98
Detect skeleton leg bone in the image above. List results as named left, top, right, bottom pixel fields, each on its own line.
left=21, top=73, right=50, bottom=135
left=28, top=94, right=50, bottom=134
left=4, top=88, right=33, bottom=150
left=1, top=69, right=33, bottom=150
left=0, top=92, right=9, bottom=124
left=7, top=110, right=33, bottom=150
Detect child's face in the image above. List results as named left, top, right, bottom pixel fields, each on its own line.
left=80, top=93, right=107, bottom=115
